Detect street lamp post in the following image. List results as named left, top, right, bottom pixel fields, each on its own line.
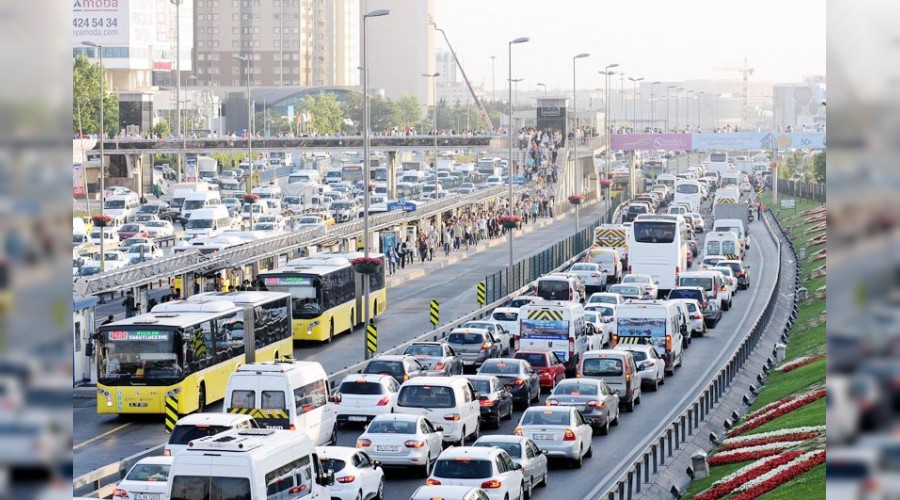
left=537, top=82, right=547, bottom=96
left=649, top=81, right=660, bottom=132
left=600, top=63, right=618, bottom=221
left=83, top=41, right=106, bottom=271
left=696, top=92, right=704, bottom=131
left=666, top=85, right=676, bottom=132
left=423, top=72, right=440, bottom=210
left=362, top=8, right=390, bottom=359
left=507, top=36, right=529, bottom=271
left=628, top=77, right=643, bottom=132
left=490, top=55, right=497, bottom=101
left=685, top=90, right=694, bottom=131
left=571, top=53, right=589, bottom=231
left=171, top=0, right=183, bottom=181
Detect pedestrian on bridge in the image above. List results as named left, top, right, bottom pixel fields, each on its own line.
left=123, top=291, right=137, bottom=318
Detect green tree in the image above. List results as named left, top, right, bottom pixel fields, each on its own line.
left=300, top=94, right=344, bottom=135
left=397, top=93, right=422, bottom=128
left=73, top=54, right=118, bottom=136
left=153, top=121, right=170, bottom=138
left=813, top=152, right=825, bottom=183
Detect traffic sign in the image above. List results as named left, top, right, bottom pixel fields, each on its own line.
left=477, top=282, right=486, bottom=305
left=429, top=300, right=439, bottom=326
left=366, top=323, right=377, bottom=354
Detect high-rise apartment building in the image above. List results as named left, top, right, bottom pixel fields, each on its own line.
left=436, top=50, right=457, bottom=85
left=192, top=0, right=358, bottom=88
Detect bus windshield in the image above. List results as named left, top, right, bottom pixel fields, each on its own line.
left=632, top=221, right=676, bottom=243
left=99, top=327, right=182, bottom=384
left=260, top=274, right=322, bottom=318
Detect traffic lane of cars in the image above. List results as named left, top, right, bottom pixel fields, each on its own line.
left=71, top=199, right=608, bottom=474
left=359, top=225, right=777, bottom=500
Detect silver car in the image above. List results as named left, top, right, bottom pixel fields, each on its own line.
left=567, top=262, right=608, bottom=293
left=462, top=321, right=512, bottom=354
left=356, top=413, right=444, bottom=476
left=402, top=342, right=464, bottom=376
left=515, top=406, right=594, bottom=467
left=546, top=379, right=620, bottom=435
left=473, top=435, right=548, bottom=498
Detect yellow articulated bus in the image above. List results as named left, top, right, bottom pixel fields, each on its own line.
left=258, top=252, right=387, bottom=343
left=95, top=291, right=292, bottom=415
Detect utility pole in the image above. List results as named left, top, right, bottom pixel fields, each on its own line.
left=490, top=55, right=497, bottom=101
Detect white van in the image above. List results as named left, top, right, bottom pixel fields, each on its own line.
left=712, top=219, right=748, bottom=249
left=705, top=231, right=744, bottom=261
left=253, top=184, right=283, bottom=200
left=288, top=170, right=321, bottom=184
left=164, top=412, right=258, bottom=456
left=224, top=360, right=337, bottom=445
left=517, top=301, right=588, bottom=375
left=585, top=247, right=624, bottom=283
left=104, top=193, right=140, bottom=224
left=614, top=300, right=684, bottom=375
left=677, top=271, right=731, bottom=311
left=534, top=274, right=584, bottom=303
left=181, top=190, right=222, bottom=221
left=166, top=428, right=333, bottom=500
left=185, top=206, right=233, bottom=238
left=395, top=376, right=480, bottom=446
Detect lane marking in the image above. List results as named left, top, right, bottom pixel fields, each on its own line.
left=74, top=422, right=132, bottom=451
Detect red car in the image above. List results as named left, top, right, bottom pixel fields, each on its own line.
left=513, top=349, right=566, bottom=390
left=117, top=223, right=149, bottom=241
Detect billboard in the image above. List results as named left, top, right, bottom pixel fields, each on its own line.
left=610, top=132, right=826, bottom=151
left=611, top=133, right=692, bottom=151
left=72, top=0, right=130, bottom=46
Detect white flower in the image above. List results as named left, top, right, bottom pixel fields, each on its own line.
left=736, top=451, right=825, bottom=492
left=712, top=454, right=788, bottom=487
left=714, top=441, right=798, bottom=458
left=723, top=426, right=826, bottom=445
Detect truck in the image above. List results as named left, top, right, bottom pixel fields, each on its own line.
left=283, top=181, right=323, bottom=212
left=713, top=200, right=749, bottom=235
left=197, top=156, right=218, bottom=181
left=341, top=164, right=364, bottom=183
left=170, top=182, right=217, bottom=216
left=476, top=157, right=503, bottom=177
left=593, top=224, right=629, bottom=259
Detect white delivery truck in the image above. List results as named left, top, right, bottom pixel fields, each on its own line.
left=170, top=182, right=217, bottom=217
left=614, top=300, right=684, bottom=376
left=517, top=301, right=588, bottom=376
left=197, top=156, right=219, bottom=181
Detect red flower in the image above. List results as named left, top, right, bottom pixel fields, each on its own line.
left=349, top=256, right=383, bottom=267
left=696, top=451, right=804, bottom=500
left=600, top=178, right=614, bottom=188
left=567, top=194, right=585, bottom=202
left=243, top=193, right=260, bottom=202
left=498, top=215, right=522, bottom=224
left=728, top=390, right=826, bottom=436
left=779, top=355, right=825, bottom=373
left=720, top=433, right=819, bottom=451
left=91, top=214, right=113, bottom=223
left=730, top=451, right=826, bottom=500
left=708, top=449, right=783, bottom=466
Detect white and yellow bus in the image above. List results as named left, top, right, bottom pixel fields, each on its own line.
left=258, top=252, right=387, bottom=342
left=96, top=291, right=292, bottom=415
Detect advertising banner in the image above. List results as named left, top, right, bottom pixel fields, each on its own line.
left=73, top=163, right=85, bottom=196
left=691, top=132, right=825, bottom=150
left=521, top=319, right=569, bottom=340
left=616, top=317, right=666, bottom=337
left=72, top=0, right=130, bottom=46
left=611, top=134, right=692, bottom=151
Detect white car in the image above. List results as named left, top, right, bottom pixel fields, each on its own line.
left=132, top=213, right=159, bottom=223
left=427, top=446, right=525, bottom=500
left=356, top=413, right=444, bottom=476
left=112, top=456, right=172, bottom=500
left=124, top=243, right=164, bottom=261
left=411, top=485, right=492, bottom=500
left=473, top=436, right=548, bottom=498
left=614, top=344, right=665, bottom=391
left=567, top=262, right=608, bottom=293
left=585, top=303, right=617, bottom=346
left=296, top=215, right=329, bottom=235
left=489, top=307, right=520, bottom=341
left=317, top=446, right=385, bottom=500
left=669, top=298, right=706, bottom=337
left=143, top=220, right=175, bottom=238
left=334, top=374, right=400, bottom=426
left=585, top=292, right=625, bottom=308
left=463, top=320, right=512, bottom=354
left=827, top=376, right=860, bottom=445
left=709, top=266, right=739, bottom=296
left=222, top=197, right=242, bottom=213
left=583, top=309, right=611, bottom=349
left=621, top=274, right=659, bottom=299
left=94, top=250, right=128, bottom=270
left=515, top=406, right=594, bottom=468
left=698, top=255, right=726, bottom=271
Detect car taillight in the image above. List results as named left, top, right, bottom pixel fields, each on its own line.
left=356, top=439, right=372, bottom=447
left=376, top=396, right=390, bottom=406
left=403, top=374, right=410, bottom=381
left=693, top=313, right=703, bottom=320
left=666, top=335, right=672, bottom=352
left=480, top=398, right=495, bottom=406
left=444, top=413, right=461, bottom=421
left=426, top=478, right=442, bottom=486
left=563, top=429, right=577, bottom=441
left=625, top=369, right=631, bottom=381
left=481, top=343, right=491, bottom=351
left=510, top=379, right=525, bottom=386
left=587, top=400, right=605, bottom=408
left=546, top=399, right=559, bottom=406
left=481, top=480, right=503, bottom=489
left=112, top=489, right=129, bottom=499
left=433, top=361, right=446, bottom=370
left=514, top=427, right=523, bottom=436
left=336, top=475, right=356, bottom=483
left=404, top=440, right=426, bottom=448
left=164, top=449, right=171, bottom=456
left=591, top=273, right=602, bottom=277
left=612, top=334, right=618, bottom=346
left=628, top=264, right=632, bottom=273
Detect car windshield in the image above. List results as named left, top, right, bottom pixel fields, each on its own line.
left=169, top=425, right=231, bottom=446
left=449, top=332, right=486, bottom=345
left=514, top=352, right=547, bottom=367
left=480, top=360, right=520, bottom=375
left=589, top=295, right=616, bottom=304
left=433, top=459, right=493, bottom=479
left=679, top=278, right=712, bottom=291
left=668, top=290, right=702, bottom=301
left=363, top=361, right=403, bottom=376
left=105, top=199, right=126, bottom=209
left=397, top=385, right=455, bottom=408
left=623, top=276, right=648, bottom=283
left=474, top=441, right=521, bottom=458
left=120, top=225, right=140, bottom=232
left=186, top=219, right=214, bottom=229
left=584, top=312, right=600, bottom=324
left=593, top=306, right=615, bottom=317
left=146, top=221, right=167, bottom=227
left=610, top=286, right=640, bottom=296
left=581, top=358, right=623, bottom=377
left=570, top=264, right=596, bottom=272
left=622, top=349, right=648, bottom=361
left=632, top=221, right=676, bottom=243
left=521, top=409, right=571, bottom=426
left=509, top=298, right=533, bottom=308
left=366, top=419, right=417, bottom=434
left=299, top=217, right=320, bottom=224
left=338, top=381, right=386, bottom=395
left=492, top=311, right=518, bottom=321
left=126, top=462, right=171, bottom=482
left=405, top=344, right=443, bottom=357
left=554, top=382, right=599, bottom=396
left=465, top=322, right=495, bottom=333
left=537, top=279, right=570, bottom=300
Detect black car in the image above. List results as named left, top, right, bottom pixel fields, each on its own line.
left=476, top=358, right=541, bottom=410
left=136, top=202, right=176, bottom=223
left=718, top=260, right=750, bottom=289
left=362, top=355, right=428, bottom=384
left=667, top=286, right=721, bottom=329
left=464, top=375, right=514, bottom=428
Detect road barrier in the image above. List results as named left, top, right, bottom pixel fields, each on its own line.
left=476, top=281, right=486, bottom=305
left=594, top=208, right=792, bottom=499
left=429, top=300, right=440, bottom=327
left=366, top=323, right=377, bottom=354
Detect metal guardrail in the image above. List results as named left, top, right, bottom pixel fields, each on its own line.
left=73, top=185, right=526, bottom=296
left=776, top=179, right=825, bottom=203
left=595, top=209, right=792, bottom=499
left=72, top=213, right=594, bottom=499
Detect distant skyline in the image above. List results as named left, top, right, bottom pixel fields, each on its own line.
left=434, top=0, right=824, bottom=93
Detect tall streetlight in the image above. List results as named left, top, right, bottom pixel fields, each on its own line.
left=171, top=0, right=183, bottom=181
left=600, top=63, right=618, bottom=220
left=619, top=73, right=626, bottom=131
left=362, top=8, right=390, bottom=359
left=628, top=77, right=643, bottom=131
left=423, top=72, right=440, bottom=208
left=685, top=90, right=694, bottom=131
left=571, top=52, right=589, bottom=231
left=83, top=41, right=106, bottom=271
left=649, top=81, right=660, bottom=132
left=507, top=36, right=529, bottom=270
left=666, top=85, right=676, bottom=132
left=490, top=55, right=497, bottom=101
left=536, top=82, right=547, bottom=95
left=696, top=91, right=704, bottom=131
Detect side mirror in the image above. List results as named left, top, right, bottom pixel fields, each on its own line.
left=541, top=449, right=549, bottom=456
left=473, top=391, right=481, bottom=400
left=326, top=469, right=335, bottom=486
left=514, top=463, right=523, bottom=471
left=373, top=460, right=382, bottom=469
left=434, top=425, right=444, bottom=432
left=331, top=393, right=342, bottom=404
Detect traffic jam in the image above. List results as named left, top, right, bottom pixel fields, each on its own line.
left=98, top=153, right=763, bottom=500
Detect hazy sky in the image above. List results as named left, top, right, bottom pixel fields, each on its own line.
left=434, top=0, right=824, bottom=92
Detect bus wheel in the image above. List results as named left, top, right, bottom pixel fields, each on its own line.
left=198, top=383, right=207, bottom=413
left=328, top=321, right=335, bottom=344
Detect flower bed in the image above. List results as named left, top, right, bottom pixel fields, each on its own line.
left=498, top=215, right=522, bottom=229
left=708, top=442, right=799, bottom=466
left=567, top=194, right=585, bottom=205
left=243, top=193, right=260, bottom=202
left=91, top=214, right=113, bottom=227
left=720, top=432, right=819, bottom=451
left=728, top=390, right=826, bottom=436
left=721, top=426, right=825, bottom=448
left=349, top=256, right=383, bottom=274
left=731, top=450, right=826, bottom=499
left=777, top=355, right=825, bottom=373
left=696, top=451, right=804, bottom=500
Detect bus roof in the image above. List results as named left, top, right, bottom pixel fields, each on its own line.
left=151, top=300, right=242, bottom=315
left=189, top=291, right=291, bottom=306
left=102, top=310, right=233, bottom=328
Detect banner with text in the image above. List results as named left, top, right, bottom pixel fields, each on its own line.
left=610, top=132, right=825, bottom=151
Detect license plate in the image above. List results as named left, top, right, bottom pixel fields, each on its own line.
left=135, top=494, right=161, bottom=500
left=348, top=416, right=367, bottom=422
left=376, top=445, right=400, bottom=452
left=533, top=433, right=554, bottom=440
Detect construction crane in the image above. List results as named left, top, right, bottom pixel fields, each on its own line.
left=429, top=17, right=495, bottom=131
left=715, top=58, right=754, bottom=129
